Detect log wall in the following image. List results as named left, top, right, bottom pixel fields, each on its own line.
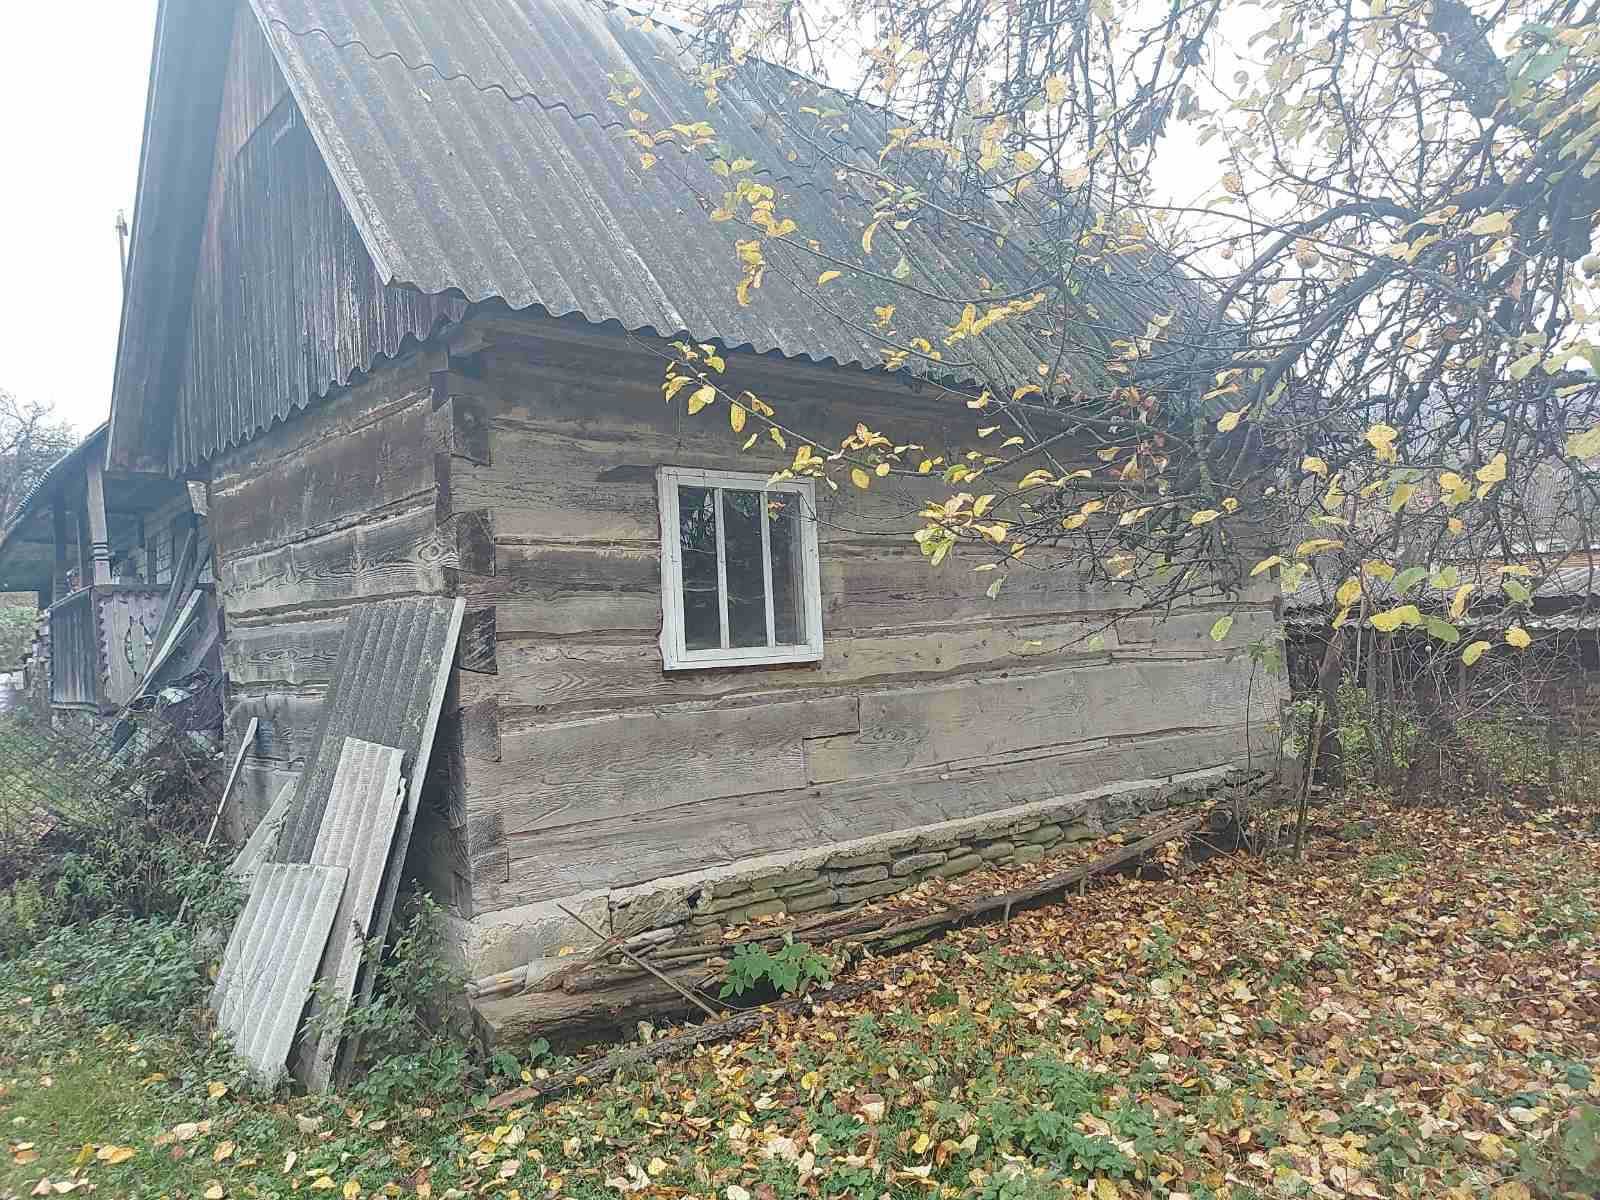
left=437, top=319, right=1283, bottom=955
left=205, top=314, right=1283, bottom=974
left=209, top=352, right=450, bottom=830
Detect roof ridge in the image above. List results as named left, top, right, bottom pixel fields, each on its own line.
left=263, top=15, right=629, bottom=132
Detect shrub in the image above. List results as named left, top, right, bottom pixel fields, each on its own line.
left=2, top=915, right=210, bottom=1029
left=719, top=936, right=833, bottom=999
left=313, top=891, right=473, bottom=1106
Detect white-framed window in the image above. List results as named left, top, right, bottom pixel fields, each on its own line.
left=656, top=467, right=824, bottom=671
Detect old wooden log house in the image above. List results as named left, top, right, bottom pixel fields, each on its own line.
left=83, top=0, right=1282, bottom=1034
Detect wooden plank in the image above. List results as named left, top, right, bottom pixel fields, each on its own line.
left=218, top=502, right=451, bottom=616
left=468, top=694, right=862, bottom=839
left=804, top=657, right=1273, bottom=784
left=224, top=617, right=347, bottom=687
left=465, top=618, right=1120, bottom=721
left=456, top=605, right=497, bottom=674
left=230, top=688, right=328, bottom=765
left=478, top=540, right=1146, bottom=638
left=208, top=393, right=437, bottom=559
left=449, top=416, right=935, bottom=547
left=472, top=723, right=1265, bottom=908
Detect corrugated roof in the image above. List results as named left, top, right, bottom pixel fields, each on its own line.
left=279, top=596, right=464, bottom=862
left=298, top=736, right=405, bottom=1092
left=248, top=0, right=1180, bottom=391
left=212, top=861, right=348, bottom=1087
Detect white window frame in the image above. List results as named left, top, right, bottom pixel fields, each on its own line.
left=656, top=466, right=824, bottom=671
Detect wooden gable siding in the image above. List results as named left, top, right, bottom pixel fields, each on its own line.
left=427, top=320, right=1282, bottom=921
left=170, top=5, right=464, bottom=472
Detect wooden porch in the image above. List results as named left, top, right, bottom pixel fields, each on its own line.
left=46, top=583, right=169, bottom=711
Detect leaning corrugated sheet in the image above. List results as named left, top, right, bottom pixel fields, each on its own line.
left=212, top=861, right=348, bottom=1087
left=298, top=737, right=406, bottom=1092
left=279, top=596, right=465, bottom=864
left=228, top=778, right=297, bottom=882
left=249, top=0, right=1179, bottom=392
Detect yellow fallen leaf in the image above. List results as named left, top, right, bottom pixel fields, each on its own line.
left=97, top=1146, right=136, bottom=1165
left=213, top=1140, right=235, bottom=1163
left=310, top=1178, right=335, bottom=1191
left=203, top=1185, right=224, bottom=1200
left=817, top=270, right=841, bottom=285
left=206, top=1081, right=228, bottom=1101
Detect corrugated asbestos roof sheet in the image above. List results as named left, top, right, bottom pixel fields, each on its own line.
left=1282, top=556, right=1600, bottom=612
left=248, top=0, right=1179, bottom=390
left=212, top=861, right=348, bottom=1086
left=279, top=596, right=464, bottom=863
left=298, top=737, right=406, bottom=1092
left=228, top=778, right=296, bottom=882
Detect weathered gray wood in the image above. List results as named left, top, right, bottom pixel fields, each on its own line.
left=462, top=618, right=1121, bottom=722
left=472, top=724, right=1266, bottom=909
left=456, top=605, right=497, bottom=674
left=208, top=393, right=437, bottom=559
left=477, top=539, right=1147, bottom=639
left=204, top=716, right=260, bottom=850
left=224, top=617, right=347, bottom=687
left=471, top=694, right=862, bottom=839
left=230, top=688, right=327, bottom=764
left=804, top=657, right=1273, bottom=784
left=218, top=502, right=451, bottom=617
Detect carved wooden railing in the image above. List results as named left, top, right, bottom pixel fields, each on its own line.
left=47, top=585, right=168, bottom=711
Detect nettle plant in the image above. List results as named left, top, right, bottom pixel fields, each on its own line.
left=613, top=0, right=1600, bottom=695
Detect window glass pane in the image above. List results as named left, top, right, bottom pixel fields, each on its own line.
left=677, top=485, right=721, bottom=650
left=721, top=489, right=768, bottom=648
left=767, top=492, right=807, bottom=646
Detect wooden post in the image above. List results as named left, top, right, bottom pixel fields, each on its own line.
left=50, top=496, right=69, bottom=603
left=84, top=456, right=112, bottom=586
left=75, top=507, right=91, bottom=591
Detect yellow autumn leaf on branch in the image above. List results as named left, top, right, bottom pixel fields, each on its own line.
left=1217, top=410, right=1243, bottom=433
left=1250, top=555, right=1283, bottom=576
left=1335, top=577, right=1361, bottom=608
left=1469, top=211, right=1511, bottom=235
left=1301, top=455, right=1329, bottom=477
left=1505, top=625, right=1532, bottom=649
left=1295, top=537, right=1344, bottom=557
left=1364, top=422, right=1399, bottom=462
left=1475, top=451, right=1507, bottom=498
left=1190, top=509, right=1220, bottom=526
left=1438, top=471, right=1471, bottom=507
left=1566, top=424, right=1600, bottom=459
left=1462, top=640, right=1492, bottom=665
left=729, top=402, right=746, bottom=433
left=850, top=468, right=870, bottom=490
left=687, top=385, right=717, bottom=415
left=1370, top=604, right=1422, bottom=632
left=1450, top=583, right=1475, bottom=620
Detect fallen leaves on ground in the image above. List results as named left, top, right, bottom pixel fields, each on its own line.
left=1, top=805, right=1596, bottom=1199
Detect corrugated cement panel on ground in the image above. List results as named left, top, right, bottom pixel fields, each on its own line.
left=279, top=597, right=465, bottom=862
left=212, top=861, right=348, bottom=1087
left=297, top=737, right=405, bottom=1092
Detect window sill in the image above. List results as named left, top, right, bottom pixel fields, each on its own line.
left=659, top=643, right=824, bottom=672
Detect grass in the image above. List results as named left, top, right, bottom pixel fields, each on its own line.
left=2, top=802, right=1598, bottom=1199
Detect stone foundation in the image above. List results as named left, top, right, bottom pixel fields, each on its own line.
left=452, top=764, right=1265, bottom=982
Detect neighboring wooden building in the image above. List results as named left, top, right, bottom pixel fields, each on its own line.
left=108, top=0, right=1281, bottom=994
left=0, top=425, right=218, bottom=720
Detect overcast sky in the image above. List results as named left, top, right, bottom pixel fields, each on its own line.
left=0, top=2, right=158, bottom=436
